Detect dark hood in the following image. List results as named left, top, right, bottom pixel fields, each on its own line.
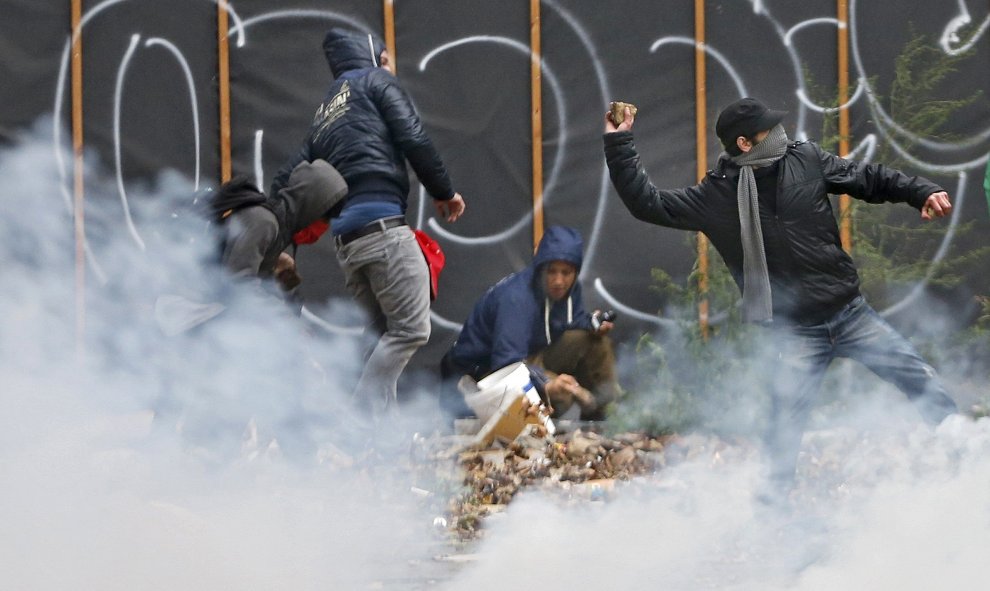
left=532, top=225, right=584, bottom=273
left=279, top=160, right=348, bottom=233
left=322, top=27, right=386, bottom=78
left=449, top=224, right=590, bottom=373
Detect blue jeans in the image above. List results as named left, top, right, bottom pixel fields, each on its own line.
left=764, top=296, right=957, bottom=487
left=335, top=224, right=431, bottom=419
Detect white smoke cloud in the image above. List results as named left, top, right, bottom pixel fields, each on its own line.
left=0, top=122, right=446, bottom=590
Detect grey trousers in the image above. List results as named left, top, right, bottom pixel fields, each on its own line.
left=335, top=224, right=431, bottom=418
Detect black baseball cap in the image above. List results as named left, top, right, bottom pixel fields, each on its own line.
left=715, top=97, right=787, bottom=147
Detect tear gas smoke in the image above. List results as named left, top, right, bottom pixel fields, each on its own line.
left=0, top=122, right=447, bottom=590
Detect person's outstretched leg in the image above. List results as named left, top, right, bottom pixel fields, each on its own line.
left=833, top=298, right=957, bottom=425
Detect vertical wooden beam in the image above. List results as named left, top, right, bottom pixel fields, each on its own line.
left=383, top=0, right=396, bottom=69
left=217, top=0, right=232, bottom=182
left=837, top=0, right=852, bottom=253
left=694, top=0, right=710, bottom=339
left=530, top=0, right=544, bottom=249
left=71, top=0, right=86, bottom=354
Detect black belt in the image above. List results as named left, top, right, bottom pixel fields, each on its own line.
left=334, top=216, right=407, bottom=247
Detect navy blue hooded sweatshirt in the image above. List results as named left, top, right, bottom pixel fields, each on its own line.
left=449, top=226, right=593, bottom=376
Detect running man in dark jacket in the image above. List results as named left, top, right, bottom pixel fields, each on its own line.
left=603, top=97, right=958, bottom=493
left=441, top=226, right=620, bottom=421
left=272, top=28, right=465, bottom=419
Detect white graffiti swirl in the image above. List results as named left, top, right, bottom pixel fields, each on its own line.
left=941, top=0, right=990, bottom=55
left=144, top=37, right=202, bottom=191
left=418, top=35, right=567, bottom=246
left=113, top=34, right=146, bottom=251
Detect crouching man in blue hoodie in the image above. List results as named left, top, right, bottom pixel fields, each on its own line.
left=440, top=226, right=621, bottom=422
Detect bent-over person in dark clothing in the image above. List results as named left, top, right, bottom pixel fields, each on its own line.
left=220, top=160, right=346, bottom=303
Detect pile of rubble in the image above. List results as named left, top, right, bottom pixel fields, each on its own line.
left=408, top=424, right=731, bottom=540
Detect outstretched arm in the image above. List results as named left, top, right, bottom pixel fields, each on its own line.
left=603, top=118, right=709, bottom=231
left=373, top=71, right=465, bottom=222
left=818, top=144, right=949, bottom=220
left=374, top=72, right=455, bottom=202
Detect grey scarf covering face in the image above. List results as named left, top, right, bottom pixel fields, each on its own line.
left=727, top=124, right=789, bottom=323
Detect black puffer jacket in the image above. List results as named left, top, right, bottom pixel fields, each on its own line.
left=604, top=131, right=942, bottom=325
left=271, top=28, right=454, bottom=209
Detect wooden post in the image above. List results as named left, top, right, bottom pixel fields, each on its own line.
left=383, top=0, right=396, bottom=69
left=695, top=0, right=710, bottom=339
left=71, top=0, right=86, bottom=355
left=530, top=0, right=544, bottom=249
left=217, top=0, right=232, bottom=182
left=837, top=0, right=852, bottom=253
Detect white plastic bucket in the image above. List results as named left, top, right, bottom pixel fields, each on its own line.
left=463, top=362, right=533, bottom=425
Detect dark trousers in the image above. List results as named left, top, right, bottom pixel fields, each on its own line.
left=764, top=296, right=957, bottom=489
